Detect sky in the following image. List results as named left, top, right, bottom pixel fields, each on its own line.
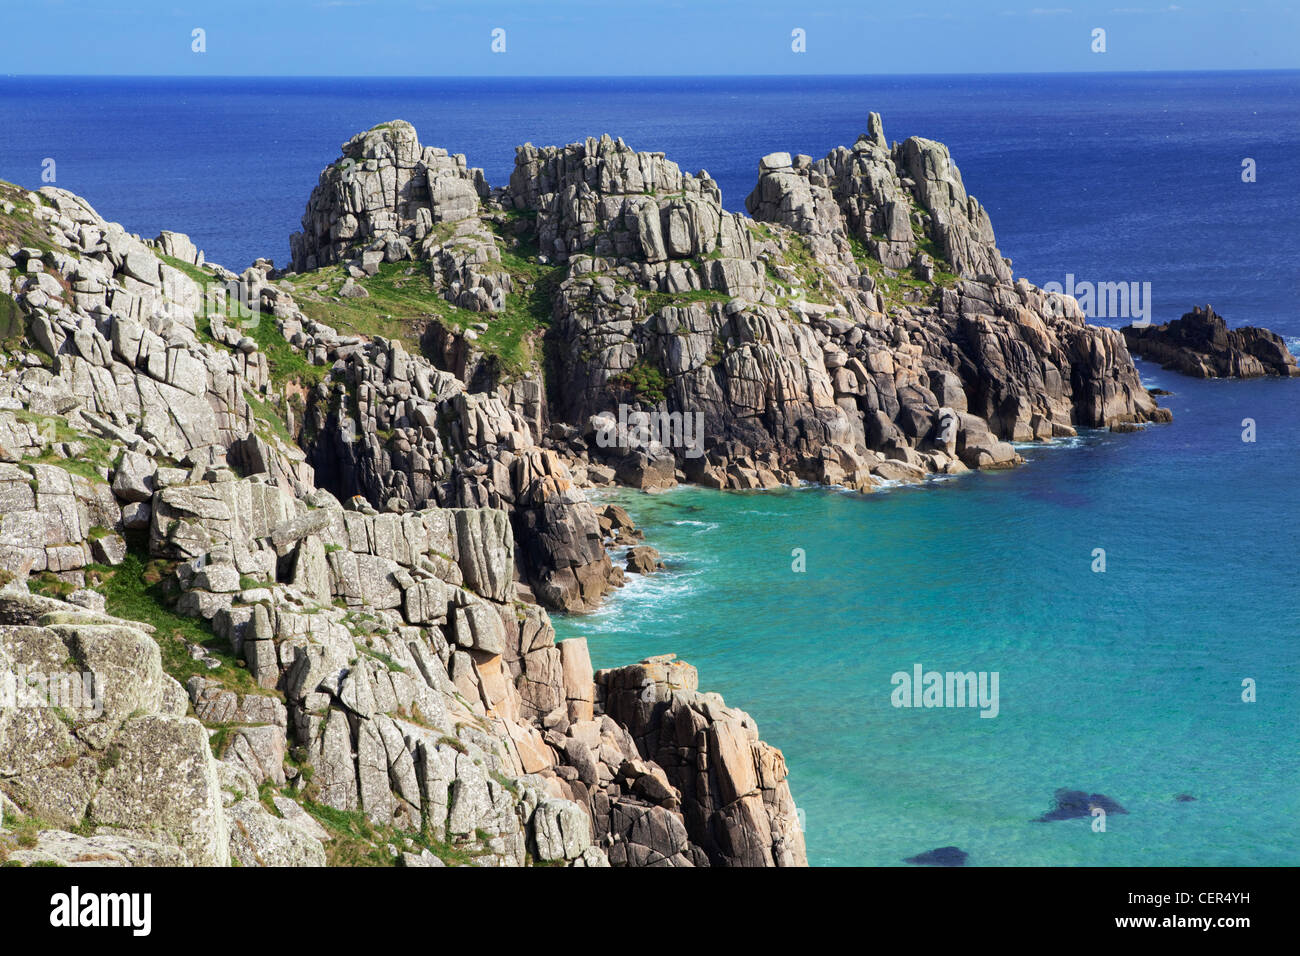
left=0, top=0, right=1296, bottom=75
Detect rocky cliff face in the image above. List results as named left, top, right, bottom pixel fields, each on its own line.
left=1123, top=305, right=1299, bottom=378
left=0, top=178, right=803, bottom=867
left=0, top=114, right=1172, bottom=868
left=284, top=118, right=1166, bottom=511
left=519, top=116, right=1167, bottom=492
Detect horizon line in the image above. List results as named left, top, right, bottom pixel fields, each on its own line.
left=4, top=67, right=1299, bottom=80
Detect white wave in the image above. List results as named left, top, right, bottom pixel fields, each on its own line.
left=1011, top=434, right=1090, bottom=452
left=670, top=519, right=719, bottom=535
left=561, top=565, right=711, bottom=630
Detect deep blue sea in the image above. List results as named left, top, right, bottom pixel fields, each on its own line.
left=2, top=73, right=1296, bottom=866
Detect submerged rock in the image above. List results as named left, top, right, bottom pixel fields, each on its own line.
left=904, top=846, right=968, bottom=867
left=1035, top=788, right=1129, bottom=822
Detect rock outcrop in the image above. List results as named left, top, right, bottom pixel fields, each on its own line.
left=0, top=591, right=230, bottom=866
left=1122, top=305, right=1299, bottom=378
left=597, top=654, right=805, bottom=866
left=290, top=120, right=511, bottom=313
left=0, top=177, right=802, bottom=867
left=503, top=117, right=1168, bottom=493
left=284, top=119, right=1169, bottom=511
left=0, top=107, right=1184, bottom=867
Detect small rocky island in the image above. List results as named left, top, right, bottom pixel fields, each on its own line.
left=0, top=115, right=1172, bottom=867
left=1123, top=305, right=1298, bottom=378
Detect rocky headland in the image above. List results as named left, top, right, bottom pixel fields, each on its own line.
left=0, top=115, right=1171, bottom=867
left=1122, top=305, right=1298, bottom=378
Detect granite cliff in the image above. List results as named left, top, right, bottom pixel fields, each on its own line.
left=0, top=178, right=802, bottom=867
left=0, top=115, right=1172, bottom=867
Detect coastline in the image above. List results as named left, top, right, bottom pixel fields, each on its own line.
left=1, top=70, right=1296, bottom=869
left=554, top=371, right=1299, bottom=865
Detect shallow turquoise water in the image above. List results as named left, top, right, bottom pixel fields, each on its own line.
left=554, top=363, right=1300, bottom=866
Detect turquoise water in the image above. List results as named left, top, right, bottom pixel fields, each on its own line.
left=554, top=362, right=1300, bottom=866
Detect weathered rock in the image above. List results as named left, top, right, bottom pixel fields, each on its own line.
left=1123, top=305, right=1299, bottom=378
left=626, top=545, right=665, bottom=574
left=596, top=655, right=806, bottom=867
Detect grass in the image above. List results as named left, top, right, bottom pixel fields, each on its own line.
left=639, top=287, right=730, bottom=314
left=7, top=411, right=119, bottom=480
left=490, top=235, right=564, bottom=376
left=0, top=291, right=22, bottom=351
left=610, top=359, right=668, bottom=404
left=282, top=220, right=565, bottom=381
left=157, top=253, right=212, bottom=287
left=29, top=571, right=77, bottom=600
left=301, top=800, right=486, bottom=867
left=89, top=531, right=269, bottom=697
left=22, top=452, right=111, bottom=485
left=0, top=180, right=71, bottom=259
left=769, top=234, right=836, bottom=306
left=0, top=810, right=97, bottom=865
left=848, top=235, right=957, bottom=312
left=246, top=309, right=327, bottom=391
left=282, top=261, right=456, bottom=357
left=361, top=647, right=406, bottom=673
left=913, top=235, right=961, bottom=286
left=243, top=388, right=298, bottom=448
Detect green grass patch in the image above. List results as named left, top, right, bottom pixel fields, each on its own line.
left=243, top=388, right=298, bottom=448
left=639, top=287, right=730, bottom=314
left=848, top=235, right=955, bottom=311
left=610, top=360, right=668, bottom=404
left=0, top=290, right=23, bottom=351
left=301, top=800, right=486, bottom=867
left=90, top=533, right=269, bottom=697
left=246, top=312, right=327, bottom=391
left=157, top=253, right=212, bottom=287
left=0, top=180, right=72, bottom=259
left=281, top=262, right=454, bottom=359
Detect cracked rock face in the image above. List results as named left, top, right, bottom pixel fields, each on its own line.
left=290, top=121, right=511, bottom=313
left=0, top=596, right=230, bottom=866
left=0, top=109, right=1176, bottom=868
left=1122, top=304, right=1299, bottom=379
left=2, top=178, right=775, bottom=868
left=510, top=117, right=1166, bottom=492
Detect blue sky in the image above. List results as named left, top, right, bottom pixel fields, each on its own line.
left=1, top=0, right=1296, bottom=75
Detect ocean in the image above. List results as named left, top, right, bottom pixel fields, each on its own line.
left=2, top=72, right=1296, bottom=865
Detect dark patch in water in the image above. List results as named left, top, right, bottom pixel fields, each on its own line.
left=1035, top=788, right=1128, bottom=822
left=904, top=846, right=968, bottom=866
left=1174, top=793, right=1197, bottom=803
